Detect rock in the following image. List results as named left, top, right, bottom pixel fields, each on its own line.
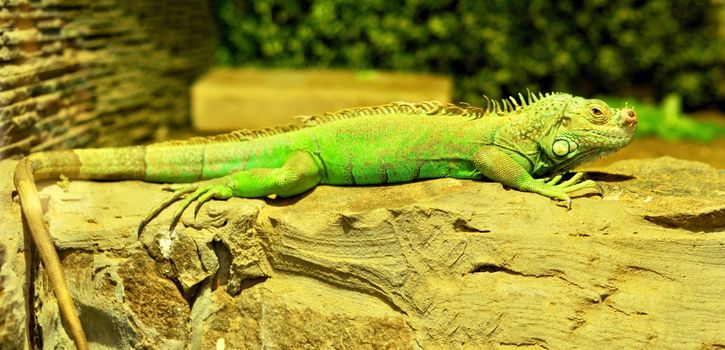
left=585, top=156, right=724, bottom=231
left=0, top=159, right=29, bottom=350
left=0, top=242, right=27, bottom=350
left=191, top=68, right=453, bottom=133
left=1, top=157, right=723, bottom=349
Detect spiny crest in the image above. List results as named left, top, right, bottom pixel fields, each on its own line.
left=153, top=91, right=567, bottom=146
left=297, top=101, right=486, bottom=126
left=482, top=90, right=565, bottom=115
left=154, top=125, right=303, bottom=146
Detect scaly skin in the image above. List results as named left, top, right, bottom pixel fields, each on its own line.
left=13, top=92, right=637, bottom=349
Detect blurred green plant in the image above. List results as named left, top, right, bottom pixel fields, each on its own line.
left=212, top=0, right=724, bottom=110
left=603, top=95, right=724, bottom=142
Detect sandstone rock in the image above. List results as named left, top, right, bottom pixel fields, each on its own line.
left=0, top=241, right=27, bottom=350
left=0, top=157, right=29, bottom=350
left=1, top=157, right=723, bottom=349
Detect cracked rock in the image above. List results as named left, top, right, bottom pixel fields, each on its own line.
left=2, top=157, right=724, bottom=349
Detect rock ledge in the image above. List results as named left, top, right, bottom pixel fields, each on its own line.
left=1, top=157, right=723, bottom=349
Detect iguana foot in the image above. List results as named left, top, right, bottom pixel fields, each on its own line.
left=169, top=180, right=234, bottom=225
left=528, top=172, right=597, bottom=209
left=138, top=179, right=233, bottom=235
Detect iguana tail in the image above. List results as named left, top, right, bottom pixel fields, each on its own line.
left=14, top=126, right=303, bottom=349
left=14, top=151, right=93, bottom=350
left=12, top=138, right=288, bottom=350
left=14, top=146, right=162, bottom=350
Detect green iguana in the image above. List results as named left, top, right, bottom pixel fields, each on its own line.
left=14, top=91, right=637, bottom=349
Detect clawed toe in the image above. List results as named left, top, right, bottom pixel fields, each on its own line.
left=562, top=179, right=597, bottom=193
left=531, top=172, right=599, bottom=210
left=536, top=172, right=585, bottom=187
left=162, top=183, right=190, bottom=192
left=545, top=174, right=563, bottom=186
left=138, top=185, right=197, bottom=235
left=170, top=188, right=207, bottom=226
left=138, top=182, right=234, bottom=236
left=546, top=173, right=596, bottom=193
left=557, top=172, right=584, bottom=187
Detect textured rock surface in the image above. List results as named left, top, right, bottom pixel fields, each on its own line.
left=0, top=0, right=216, bottom=158
left=0, top=241, right=27, bottom=350
left=1, top=157, right=724, bottom=349
left=0, top=156, right=29, bottom=349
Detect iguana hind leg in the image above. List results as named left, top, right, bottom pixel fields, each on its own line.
left=138, top=151, right=323, bottom=234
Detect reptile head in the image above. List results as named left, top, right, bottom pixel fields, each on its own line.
left=534, top=93, right=637, bottom=174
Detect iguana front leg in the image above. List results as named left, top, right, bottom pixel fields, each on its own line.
left=138, top=151, right=323, bottom=233
left=472, top=146, right=595, bottom=207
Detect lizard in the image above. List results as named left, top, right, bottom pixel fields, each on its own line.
left=13, top=91, right=637, bottom=349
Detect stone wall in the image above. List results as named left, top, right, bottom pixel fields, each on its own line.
left=0, top=0, right=216, bottom=158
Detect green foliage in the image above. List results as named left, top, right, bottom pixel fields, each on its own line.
left=213, top=0, right=724, bottom=109
left=602, top=95, right=724, bottom=142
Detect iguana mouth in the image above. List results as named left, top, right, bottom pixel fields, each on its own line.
left=588, top=129, right=635, bottom=143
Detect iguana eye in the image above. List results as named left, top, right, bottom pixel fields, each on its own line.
left=588, top=104, right=609, bottom=123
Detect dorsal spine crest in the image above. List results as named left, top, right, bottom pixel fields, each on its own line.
left=481, top=91, right=564, bottom=115
left=297, top=100, right=487, bottom=126
left=156, top=92, right=564, bottom=146
left=154, top=125, right=302, bottom=146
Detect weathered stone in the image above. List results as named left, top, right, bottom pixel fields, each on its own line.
left=0, top=157, right=28, bottom=350
left=1, top=157, right=723, bottom=349
left=0, top=241, right=26, bottom=350
left=585, top=156, right=724, bottom=231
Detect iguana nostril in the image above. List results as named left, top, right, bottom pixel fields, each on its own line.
left=622, top=108, right=637, bottom=127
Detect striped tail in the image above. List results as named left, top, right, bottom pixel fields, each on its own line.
left=21, top=144, right=217, bottom=183
left=14, top=153, right=90, bottom=350
left=13, top=144, right=203, bottom=350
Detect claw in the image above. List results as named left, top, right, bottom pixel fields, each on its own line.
left=139, top=180, right=235, bottom=236
left=195, top=190, right=218, bottom=216
left=550, top=194, right=572, bottom=209
left=194, top=200, right=204, bottom=218
left=170, top=187, right=209, bottom=227
left=594, top=182, right=604, bottom=196
left=138, top=185, right=197, bottom=236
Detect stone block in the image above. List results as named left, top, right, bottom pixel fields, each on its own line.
left=191, top=68, right=453, bottom=132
